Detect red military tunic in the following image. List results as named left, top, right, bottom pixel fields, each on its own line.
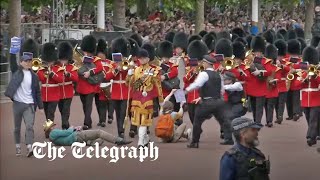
left=76, top=56, right=103, bottom=95
left=266, top=65, right=282, bottom=98
left=242, top=57, right=273, bottom=97
left=161, top=61, right=178, bottom=97
left=37, top=65, right=64, bottom=102
left=183, top=67, right=200, bottom=103
left=299, top=72, right=320, bottom=107
left=105, top=62, right=130, bottom=100
left=97, top=59, right=113, bottom=101
left=59, top=63, right=78, bottom=99
left=284, top=56, right=303, bottom=91
left=276, top=59, right=291, bottom=93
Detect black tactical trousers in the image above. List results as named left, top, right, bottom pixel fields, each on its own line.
left=265, top=97, right=277, bottom=124
left=249, top=96, right=265, bottom=123
left=58, top=98, right=72, bottom=129
left=79, top=93, right=95, bottom=128
left=192, top=98, right=232, bottom=143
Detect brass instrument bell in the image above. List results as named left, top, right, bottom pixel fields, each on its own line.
left=287, top=73, right=294, bottom=81
left=31, top=58, right=42, bottom=71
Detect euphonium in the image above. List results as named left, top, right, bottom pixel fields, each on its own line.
left=72, top=44, right=84, bottom=68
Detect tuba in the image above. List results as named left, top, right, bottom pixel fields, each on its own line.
left=72, top=44, right=84, bottom=68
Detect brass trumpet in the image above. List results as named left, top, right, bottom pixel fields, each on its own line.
left=222, top=59, right=235, bottom=70
left=120, top=55, right=134, bottom=71
left=32, top=58, right=42, bottom=71
left=72, top=44, right=84, bottom=68
left=308, top=65, right=319, bottom=76
left=287, top=73, right=295, bottom=81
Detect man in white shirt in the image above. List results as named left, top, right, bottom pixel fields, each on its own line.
left=185, top=55, right=234, bottom=148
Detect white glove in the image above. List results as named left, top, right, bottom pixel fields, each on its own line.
left=128, top=69, right=134, bottom=76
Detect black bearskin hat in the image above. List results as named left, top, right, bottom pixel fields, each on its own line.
left=287, top=29, right=297, bottom=40
left=57, top=41, right=73, bottom=61
left=157, top=41, right=173, bottom=58
left=208, top=31, right=217, bottom=39
left=234, top=37, right=248, bottom=47
left=111, top=37, right=131, bottom=57
left=251, top=36, right=266, bottom=53
left=217, top=30, right=231, bottom=41
left=274, top=39, right=287, bottom=57
left=302, top=46, right=319, bottom=65
left=142, top=43, right=155, bottom=61
left=232, top=41, right=246, bottom=60
left=277, top=29, right=287, bottom=40
left=311, top=35, right=320, bottom=47
left=287, top=39, right=301, bottom=55
left=276, top=33, right=285, bottom=40
left=232, top=27, right=246, bottom=38
left=297, top=38, right=307, bottom=52
left=172, top=32, right=188, bottom=51
left=130, top=33, right=143, bottom=47
left=202, top=34, right=216, bottom=52
left=20, top=38, right=39, bottom=57
left=231, top=34, right=239, bottom=42
left=96, top=39, right=108, bottom=54
left=295, top=28, right=305, bottom=39
left=128, top=38, right=140, bottom=57
left=188, top=35, right=202, bottom=45
left=265, top=44, right=278, bottom=61
left=199, top=30, right=208, bottom=37
left=215, top=38, right=233, bottom=57
left=263, top=30, right=275, bottom=44
left=165, top=31, right=176, bottom=43
left=80, top=35, right=97, bottom=54
left=41, top=42, right=58, bottom=62
left=187, top=40, right=208, bottom=60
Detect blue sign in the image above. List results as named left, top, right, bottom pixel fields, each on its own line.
left=10, top=37, right=21, bottom=54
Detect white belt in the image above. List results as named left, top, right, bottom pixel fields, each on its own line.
left=42, top=84, right=59, bottom=87
left=280, top=78, right=286, bottom=81
left=59, top=82, right=73, bottom=86
left=112, top=80, right=126, bottom=84
left=100, top=82, right=111, bottom=88
left=301, top=88, right=319, bottom=92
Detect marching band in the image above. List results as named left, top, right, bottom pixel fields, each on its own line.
left=20, top=27, right=320, bottom=148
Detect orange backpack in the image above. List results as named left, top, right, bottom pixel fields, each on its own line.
left=155, top=114, right=174, bottom=139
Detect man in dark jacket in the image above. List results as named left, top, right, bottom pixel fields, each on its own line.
left=5, top=39, right=44, bottom=158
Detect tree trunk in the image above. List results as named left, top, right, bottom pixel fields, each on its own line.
left=9, top=0, right=21, bottom=38
left=305, top=0, right=314, bottom=40
left=113, top=0, right=126, bottom=27
left=137, top=0, right=148, bottom=19
left=195, top=0, right=205, bottom=34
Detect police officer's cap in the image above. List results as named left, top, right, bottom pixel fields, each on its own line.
left=202, top=55, right=215, bottom=64
left=232, top=117, right=263, bottom=132
left=223, top=72, right=236, bottom=81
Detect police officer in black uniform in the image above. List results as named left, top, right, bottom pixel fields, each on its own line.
left=220, top=117, right=270, bottom=180
left=185, top=55, right=234, bottom=148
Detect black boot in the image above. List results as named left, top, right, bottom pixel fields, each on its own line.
left=307, top=138, right=317, bottom=147
left=293, top=114, right=300, bottom=121
left=187, top=142, right=199, bottom=148
left=220, top=139, right=234, bottom=145
left=115, top=139, right=132, bottom=146
left=129, top=130, right=135, bottom=138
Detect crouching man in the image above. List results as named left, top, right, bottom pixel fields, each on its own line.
left=44, top=120, right=132, bottom=146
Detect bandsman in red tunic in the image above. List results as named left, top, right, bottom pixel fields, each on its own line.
left=77, top=35, right=104, bottom=130
left=105, top=37, right=131, bottom=138
left=184, top=40, right=208, bottom=124
left=37, top=43, right=63, bottom=121
left=94, top=39, right=114, bottom=127
left=56, top=41, right=78, bottom=129
left=298, top=46, right=320, bottom=146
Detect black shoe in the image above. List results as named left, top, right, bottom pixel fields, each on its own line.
left=119, top=133, right=124, bottom=139
left=100, top=122, right=106, bottom=127
left=220, top=132, right=224, bottom=139
left=147, top=129, right=150, bottom=135
left=129, top=130, right=135, bottom=138
left=107, top=119, right=113, bottom=124
left=97, top=122, right=101, bottom=127
left=82, top=125, right=91, bottom=130
left=265, top=123, right=273, bottom=127
left=115, top=139, right=132, bottom=146
left=307, top=138, right=317, bottom=147
left=293, top=114, right=300, bottom=121
left=275, top=119, right=282, bottom=124
left=220, top=140, right=234, bottom=145
left=317, top=136, right=320, bottom=141
left=286, top=117, right=293, bottom=120
left=187, top=142, right=199, bottom=148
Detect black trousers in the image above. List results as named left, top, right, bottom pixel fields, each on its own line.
left=187, top=103, right=197, bottom=124
left=112, top=100, right=127, bottom=136
left=94, top=94, right=114, bottom=123
left=304, top=107, right=320, bottom=140
left=192, top=98, right=232, bottom=143
left=58, top=98, right=72, bottom=129
left=287, top=90, right=301, bottom=118
left=43, top=102, right=58, bottom=121
left=265, top=97, right=277, bottom=124
left=229, top=103, right=247, bottom=120
left=249, top=96, right=265, bottom=123
left=170, top=95, right=182, bottom=126
left=275, top=92, right=287, bottom=120
left=79, top=93, right=95, bottom=128
left=153, top=97, right=160, bottom=117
